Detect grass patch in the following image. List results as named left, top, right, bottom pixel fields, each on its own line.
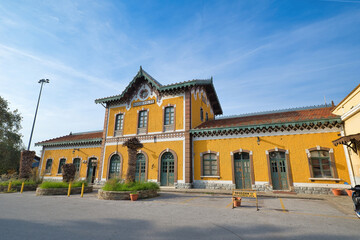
left=39, top=181, right=87, bottom=189
left=102, top=179, right=159, bottom=192
left=0, top=179, right=37, bottom=186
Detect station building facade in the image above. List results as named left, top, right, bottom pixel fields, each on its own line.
left=36, top=68, right=351, bottom=194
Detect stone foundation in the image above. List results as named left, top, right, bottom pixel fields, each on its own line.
left=294, top=186, right=334, bottom=195
left=98, top=189, right=158, bottom=200
left=175, top=183, right=192, bottom=189
left=193, top=181, right=235, bottom=190
left=253, top=184, right=273, bottom=192
left=36, top=186, right=93, bottom=195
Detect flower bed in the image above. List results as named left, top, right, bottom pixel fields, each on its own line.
left=0, top=180, right=38, bottom=192
left=98, top=180, right=159, bottom=200
left=36, top=181, right=92, bottom=196
left=36, top=186, right=93, bottom=196
left=98, top=188, right=158, bottom=200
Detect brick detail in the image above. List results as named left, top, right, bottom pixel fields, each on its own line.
left=184, top=90, right=192, bottom=183
left=98, top=107, right=109, bottom=181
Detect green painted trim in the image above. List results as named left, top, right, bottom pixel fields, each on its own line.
left=35, top=138, right=102, bottom=147
left=160, top=80, right=212, bottom=91
left=95, top=68, right=162, bottom=104
left=190, top=118, right=341, bottom=134
left=94, top=68, right=222, bottom=114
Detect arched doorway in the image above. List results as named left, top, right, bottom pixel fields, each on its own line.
left=234, top=152, right=251, bottom=189
left=135, top=153, right=146, bottom=182
left=86, top=158, right=97, bottom=184
left=160, top=152, right=174, bottom=186
left=269, top=151, right=288, bottom=190
left=108, top=154, right=121, bottom=179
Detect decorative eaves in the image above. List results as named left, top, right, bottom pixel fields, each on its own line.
left=35, top=138, right=102, bottom=147
left=191, top=118, right=341, bottom=137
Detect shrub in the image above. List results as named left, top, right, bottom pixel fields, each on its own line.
left=0, top=179, right=37, bottom=186
left=39, top=181, right=87, bottom=189
left=102, top=180, right=159, bottom=192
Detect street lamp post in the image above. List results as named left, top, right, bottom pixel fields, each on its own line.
left=27, top=79, right=50, bottom=150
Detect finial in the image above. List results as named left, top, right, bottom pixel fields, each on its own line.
left=140, top=65, right=142, bottom=71
left=210, top=76, right=213, bottom=82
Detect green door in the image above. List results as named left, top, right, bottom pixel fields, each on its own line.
left=269, top=151, right=288, bottom=190
left=234, top=152, right=251, bottom=189
left=160, top=152, right=174, bottom=186
left=109, top=154, right=121, bottom=179
left=135, top=153, right=146, bottom=182
left=86, top=158, right=97, bottom=184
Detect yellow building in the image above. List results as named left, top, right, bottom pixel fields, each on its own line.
left=332, top=84, right=360, bottom=185
left=36, top=68, right=351, bottom=193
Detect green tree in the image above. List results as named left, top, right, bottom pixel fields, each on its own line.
left=0, top=96, right=23, bottom=174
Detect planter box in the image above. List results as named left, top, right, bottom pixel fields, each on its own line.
left=36, top=186, right=93, bottom=196
left=0, top=184, right=37, bottom=192
left=98, top=189, right=158, bottom=200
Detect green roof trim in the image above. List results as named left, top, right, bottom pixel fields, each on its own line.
left=95, top=67, right=161, bottom=104
left=94, top=67, right=223, bottom=115
left=35, top=138, right=102, bottom=147
left=190, top=117, right=341, bottom=134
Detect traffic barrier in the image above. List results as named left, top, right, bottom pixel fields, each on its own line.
left=232, top=190, right=258, bottom=211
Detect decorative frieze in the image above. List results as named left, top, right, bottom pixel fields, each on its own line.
left=106, top=131, right=185, bottom=143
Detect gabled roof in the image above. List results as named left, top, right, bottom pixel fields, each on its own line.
left=191, top=105, right=340, bottom=135
left=95, top=67, right=223, bottom=115
left=35, top=131, right=103, bottom=147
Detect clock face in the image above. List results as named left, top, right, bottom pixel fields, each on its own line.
left=140, top=89, right=149, bottom=99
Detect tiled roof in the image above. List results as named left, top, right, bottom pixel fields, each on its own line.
left=194, top=106, right=339, bottom=130
left=35, top=131, right=103, bottom=146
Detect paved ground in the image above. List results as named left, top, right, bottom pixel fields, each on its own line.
left=0, top=191, right=359, bottom=240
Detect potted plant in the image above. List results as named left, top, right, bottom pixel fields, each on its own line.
left=130, top=191, right=139, bottom=201
left=233, top=197, right=242, bottom=207
left=331, top=188, right=342, bottom=196
left=345, top=189, right=353, bottom=197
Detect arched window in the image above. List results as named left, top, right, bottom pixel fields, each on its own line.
left=115, top=114, right=124, bottom=131
left=200, top=108, right=204, bottom=122
left=73, top=158, right=81, bottom=172
left=138, top=110, right=148, bottom=128
left=164, top=106, right=174, bottom=125
left=202, top=152, right=218, bottom=176
left=309, top=150, right=333, bottom=178
left=58, top=158, right=66, bottom=174
left=205, top=112, right=208, bottom=121
left=45, top=159, right=52, bottom=174
left=109, top=154, right=121, bottom=179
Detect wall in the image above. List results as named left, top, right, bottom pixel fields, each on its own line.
left=193, top=131, right=349, bottom=188
left=107, top=95, right=184, bottom=136
left=40, top=146, right=101, bottom=180
left=191, top=89, right=215, bottom=129
left=101, top=140, right=184, bottom=182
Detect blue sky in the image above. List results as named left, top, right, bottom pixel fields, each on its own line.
left=0, top=0, right=359, bottom=154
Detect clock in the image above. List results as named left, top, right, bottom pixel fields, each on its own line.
left=140, top=89, right=149, bottom=99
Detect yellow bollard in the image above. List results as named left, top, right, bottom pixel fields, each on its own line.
left=20, top=182, right=25, bottom=193
left=81, top=182, right=84, bottom=198
left=67, top=182, right=72, bottom=197
left=7, top=181, right=12, bottom=192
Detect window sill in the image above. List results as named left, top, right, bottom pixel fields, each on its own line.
left=56, top=174, right=62, bottom=176
left=309, top=178, right=341, bottom=181
left=201, top=176, right=220, bottom=179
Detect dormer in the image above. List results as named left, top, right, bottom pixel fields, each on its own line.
left=95, top=67, right=222, bottom=136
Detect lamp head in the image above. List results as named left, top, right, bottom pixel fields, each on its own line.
left=38, top=79, right=50, bottom=84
